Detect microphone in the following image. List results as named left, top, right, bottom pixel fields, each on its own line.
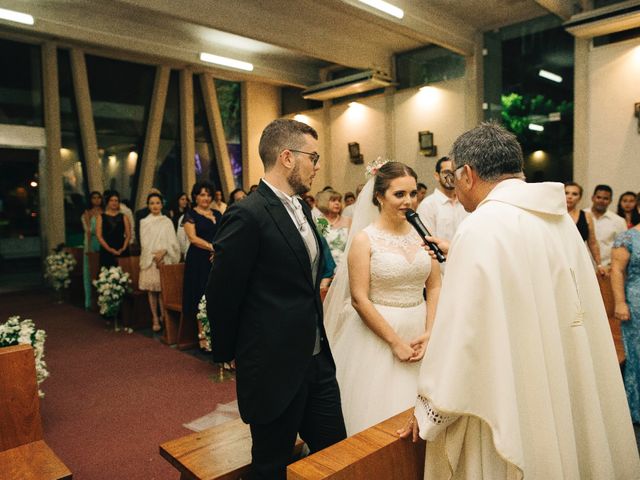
left=405, top=209, right=446, bottom=263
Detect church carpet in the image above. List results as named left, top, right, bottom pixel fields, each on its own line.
left=0, top=290, right=236, bottom=479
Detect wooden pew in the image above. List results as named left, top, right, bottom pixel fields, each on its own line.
left=65, top=247, right=85, bottom=307
left=0, top=344, right=72, bottom=479
left=87, top=252, right=100, bottom=312
left=159, top=417, right=304, bottom=480
left=287, top=409, right=425, bottom=480
left=118, top=256, right=153, bottom=330
left=159, top=263, right=197, bottom=350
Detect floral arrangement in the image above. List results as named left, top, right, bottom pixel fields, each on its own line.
left=197, top=295, right=211, bottom=352
left=365, top=157, right=390, bottom=179
left=0, top=316, right=49, bottom=397
left=315, top=217, right=330, bottom=236
left=93, top=266, right=131, bottom=318
left=44, top=249, right=76, bottom=291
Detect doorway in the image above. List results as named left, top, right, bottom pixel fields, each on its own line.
left=0, top=147, right=43, bottom=292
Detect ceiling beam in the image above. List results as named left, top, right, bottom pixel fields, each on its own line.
left=534, top=0, right=577, bottom=20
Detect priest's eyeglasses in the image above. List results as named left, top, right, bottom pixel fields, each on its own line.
left=443, top=164, right=466, bottom=187
left=288, top=149, right=320, bottom=166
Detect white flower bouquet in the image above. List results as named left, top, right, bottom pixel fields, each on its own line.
left=93, top=266, right=131, bottom=319
left=44, top=250, right=76, bottom=291
left=197, top=295, right=211, bottom=352
left=0, top=316, right=49, bottom=397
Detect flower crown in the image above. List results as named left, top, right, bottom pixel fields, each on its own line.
left=365, top=157, right=390, bottom=179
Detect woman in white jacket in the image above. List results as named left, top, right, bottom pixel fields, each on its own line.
left=139, top=193, right=180, bottom=332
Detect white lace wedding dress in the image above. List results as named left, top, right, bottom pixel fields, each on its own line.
left=329, top=224, right=432, bottom=436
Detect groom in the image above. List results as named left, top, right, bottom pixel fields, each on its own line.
left=206, top=119, right=346, bottom=479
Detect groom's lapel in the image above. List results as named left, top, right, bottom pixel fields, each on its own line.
left=301, top=201, right=325, bottom=287
left=258, top=182, right=314, bottom=288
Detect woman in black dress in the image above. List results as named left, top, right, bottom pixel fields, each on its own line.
left=565, top=182, right=604, bottom=275
left=96, top=190, right=131, bottom=268
left=182, top=181, right=221, bottom=348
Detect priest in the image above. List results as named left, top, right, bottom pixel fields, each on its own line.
left=399, top=122, right=640, bottom=479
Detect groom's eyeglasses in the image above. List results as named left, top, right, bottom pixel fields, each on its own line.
left=288, top=149, right=320, bottom=166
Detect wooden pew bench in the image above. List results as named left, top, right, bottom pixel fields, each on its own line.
left=287, top=409, right=425, bottom=480
left=159, top=263, right=198, bottom=350
left=160, top=417, right=304, bottom=480
left=118, top=256, right=152, bottom=331
left=0, top=344, right=72, bottom=479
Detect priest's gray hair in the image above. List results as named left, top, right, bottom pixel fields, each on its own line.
left=450, top=122, right=524, bottom=182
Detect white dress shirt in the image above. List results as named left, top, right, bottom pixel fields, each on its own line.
left=583, top=208, right=626, bottom=266
left=416, top=188, right=468, bottom=242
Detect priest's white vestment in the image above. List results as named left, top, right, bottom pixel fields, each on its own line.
left=416, top=179, right=640, bottom=479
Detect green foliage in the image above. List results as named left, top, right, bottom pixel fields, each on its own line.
left=215, top=80, right=241, bottom=141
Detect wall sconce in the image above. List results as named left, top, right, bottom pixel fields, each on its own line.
left=418, top=131, right=437, bottom=157
left=635, top=102, right=640, bottom=133
left=348, top=142, right=364, bottom=164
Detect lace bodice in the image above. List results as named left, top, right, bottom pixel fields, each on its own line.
left=364, top=224, right=431, bottom=307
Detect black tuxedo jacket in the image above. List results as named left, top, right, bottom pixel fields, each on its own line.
left=206, top=181, right=333, bottom=425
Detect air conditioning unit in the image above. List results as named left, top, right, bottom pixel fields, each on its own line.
left=302, top=70, right=393, bottom=101
left=564, top=0, right=640, bottom=38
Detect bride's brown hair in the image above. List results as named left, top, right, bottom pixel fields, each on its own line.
left=372, top=161, right=418, bottom=207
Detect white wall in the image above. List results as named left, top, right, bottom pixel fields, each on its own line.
left=584, top=38, right=640, bottom=201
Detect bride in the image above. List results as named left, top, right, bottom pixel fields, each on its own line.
left=325, top=160, right=441, bottom=436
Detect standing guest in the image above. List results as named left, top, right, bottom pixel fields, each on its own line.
left=398, top=122, right=639, bottom=479
left=248, top=184, right=258, bottom=194
left=183, top=181, right=221, bottom=349
left=81, top=191, right=102, bottom=309
left=212, top=190, right=227, bottom=215
left=228, top=188, right=247, bottom=206
left=134, top=188, right=168, bottom=242
left=139, top=193, right=180, bottom=332
left=96, top=190, right=131, bottom=268
left=416, top=182, right=428, bottom=204
left=417, top=156, right=467, bottom=274
left=565, top=182, right=604, bottom=275
left=617, top=191, right=640, bottom=229
left=343, top=191, right=356, bottom=207
left=315, top=189, right=351, bottom=270
left=206, top=119, right=346, bottom=479
left=342, top=183, right=365, bottom=218
left=584, top=184, right=627, bottom=269
left=169, top=192, right=190, bottom=230
left=612, top=223, right=640, bottom=423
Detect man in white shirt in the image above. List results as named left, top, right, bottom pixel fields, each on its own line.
left=416, top=157, right=468, bottom=249
left=583, top=184, right=626, bottom=268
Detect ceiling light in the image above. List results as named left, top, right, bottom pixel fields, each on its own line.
left=30, top=181, right=38, bottom=187
left=528, top=123, right=544, bottom=132
left=538, top=69, right=562, bottom=83
left=199, top=52, right=253, bottom=72
left=357, top=0, right=404, bottom=19
left=0, top=7, right=34, bottom=25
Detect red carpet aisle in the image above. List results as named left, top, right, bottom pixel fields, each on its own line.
left=0, top=290, right=237, bottom=480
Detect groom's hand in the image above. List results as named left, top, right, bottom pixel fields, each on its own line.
left=397, top=413, right=420, bottom=442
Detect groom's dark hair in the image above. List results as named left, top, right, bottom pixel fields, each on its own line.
left=259, top=119, right=318, bottom=171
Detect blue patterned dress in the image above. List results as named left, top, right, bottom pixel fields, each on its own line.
left=614, top=228, right=640, bottom=422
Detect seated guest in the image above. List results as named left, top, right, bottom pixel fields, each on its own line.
left=343, top=191, right=356, bottom=207
left=617, top=191, right=640, bottom=229
left=212, top=190, right=227, bottom=215
left=584, top=184, right=627, bottom=270
left=248, top=184, right=258, bottom=194
left=228, top=188, right=247, bottom=206
left=183, top=181, right=221, bottom=349
left=316, top=189, right=351, bottom=270
left=343, top=183, right=365, bottom=218
left=139, top=193, right=180, bottom=332
left=416, top=182, right=428, bottom=204
left=169, top=192, right=190, bottom=231
left=96, top=190, right=131, bottom=268
left=565, top=182, right=604, bottom=275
